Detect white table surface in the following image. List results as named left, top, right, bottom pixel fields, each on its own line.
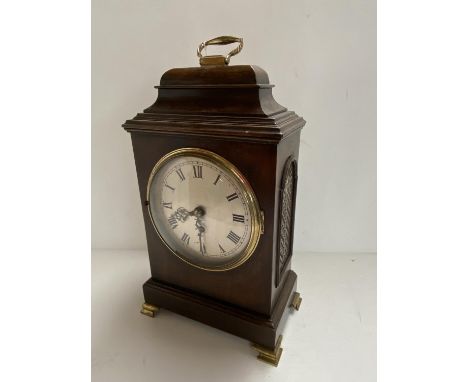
left=92, top=250, right=376, bottom=382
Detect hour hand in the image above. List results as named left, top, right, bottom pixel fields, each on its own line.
left=173, top=207, right=190, bottom=222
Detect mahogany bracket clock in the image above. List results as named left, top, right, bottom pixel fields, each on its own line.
left=123, top=36, right=305, bottom=366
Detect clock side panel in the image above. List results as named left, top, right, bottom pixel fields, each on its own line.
left=129, top=131, right=278, bottom=315
left=270, top=131, right=301, bottom=307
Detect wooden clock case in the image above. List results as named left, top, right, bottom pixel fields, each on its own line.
left=123, top=63, right=305, bottom=364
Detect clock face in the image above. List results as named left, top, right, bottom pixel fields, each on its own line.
left=147, top=148, right=262, bottom=271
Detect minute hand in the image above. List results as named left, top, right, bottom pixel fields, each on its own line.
left=198, top=231, right=206, bottom=255
left=195, top=217, right=206, bottom=255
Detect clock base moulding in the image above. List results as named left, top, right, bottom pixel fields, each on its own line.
left=140, top=270, right=301, bottom=366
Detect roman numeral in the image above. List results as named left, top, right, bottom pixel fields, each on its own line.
left=226, top=193, right=238, bottom=202
left=227, top=231, right=241, bottom=244
left=164, top=183, right=175, bottom=191
left=176, top=169, right=185, bottom=181
left=162, top=202, right=172, bottom=209
left=193, top=165, right=203, bottom=178
left=213, top=174, right=221, bottom=185
left=181, top=233, right=190, bottom=246
left=232, top=214, right=245, bottom=223
left=218, top=244, right=226, bottom=254
left=167, top=216, right=178, bottom=229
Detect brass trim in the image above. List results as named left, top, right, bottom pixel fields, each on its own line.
left=197, top=36, right=243, bottom=66
left=251, top=335, right=283, bottom=367
left=146, top=147, right=263, bottom=272
left=140, top=303, right=159, bottom=318
left=260, top=210, right=265, bottom=234
left=199, top=55, right=226, bottom=66
left=290, top=292, right=302, bottom=311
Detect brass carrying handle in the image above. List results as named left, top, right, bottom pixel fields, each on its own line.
left=197, top=36, right=243, bottom=66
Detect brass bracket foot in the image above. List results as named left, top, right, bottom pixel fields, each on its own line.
left=251, top=335, right=283, bottom=367
left=140, top=303, right=159, bottom=318
left=290, top=292, right=302, bottom=311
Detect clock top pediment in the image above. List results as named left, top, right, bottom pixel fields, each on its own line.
left=123, top=64, right=305, bottom=143
left=159, top=65, right=271, bottom=88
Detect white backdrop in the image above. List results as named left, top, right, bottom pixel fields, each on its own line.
left=92, top=0, right=376, bottom=252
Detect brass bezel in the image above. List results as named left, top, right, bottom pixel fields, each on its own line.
left=146, top=147, right=262, bottom=272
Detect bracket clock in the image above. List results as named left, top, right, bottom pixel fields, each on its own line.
left=123, top=36, right=305, bottom=366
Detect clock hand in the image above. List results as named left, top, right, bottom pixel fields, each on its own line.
left=190, top=206, right=206, bottom=218
left=198, top=228, right=206, bottom=255
left=195, top=218, right=206, bottom=255
left=172, top=206, right=205, bottom=222
left=171, top=206, right=207, bottom=254
left=172, top=207, right=191, bottom=222
left=193, top=206, right=206, bottom=255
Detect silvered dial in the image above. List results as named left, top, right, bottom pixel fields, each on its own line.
left=147, top=149, right=260, bottom=270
